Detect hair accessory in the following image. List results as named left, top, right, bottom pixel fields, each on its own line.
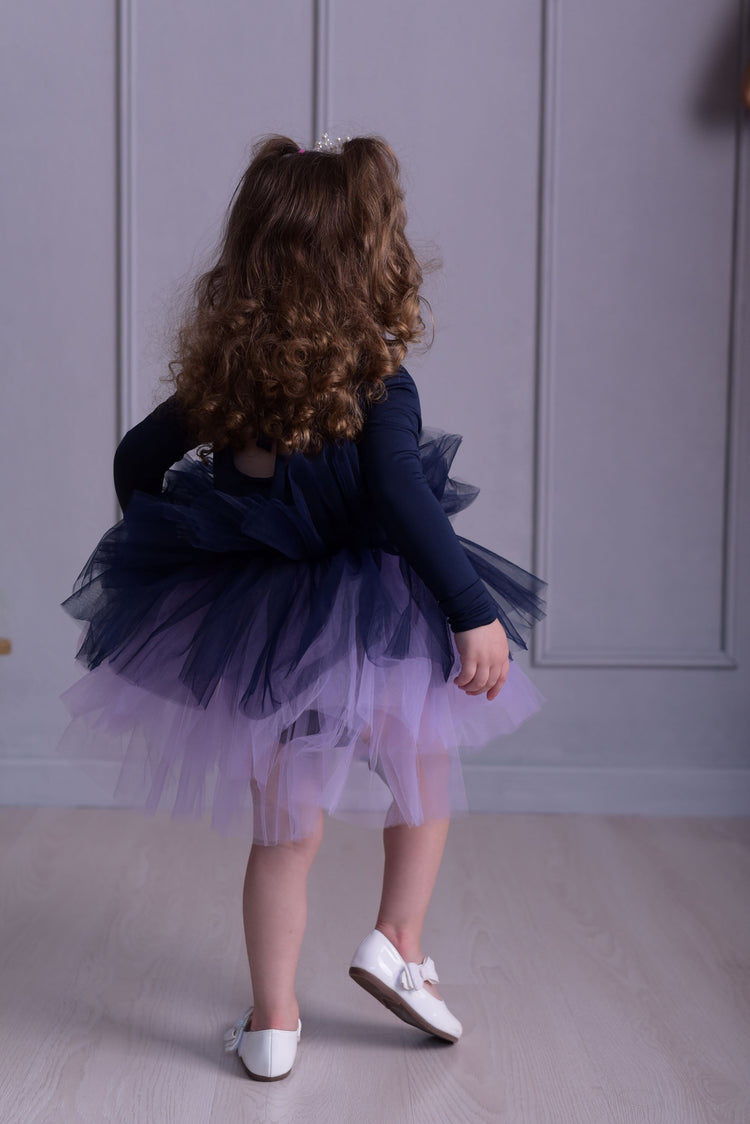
left=313, top=132, right=351, bottom=153
left=298, top=147, right=306, bottom=153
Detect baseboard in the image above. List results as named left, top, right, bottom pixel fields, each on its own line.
left=1, top=758, right=749, bottom=817
left=462, top=763, right=750, bottom=816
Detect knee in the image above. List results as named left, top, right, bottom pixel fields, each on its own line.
left=288, top=810, right=324, bottom=857
left=254, top=807, right=324, bottom=862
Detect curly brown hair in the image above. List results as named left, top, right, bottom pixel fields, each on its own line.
left=161, top=134, right=433, bottom=460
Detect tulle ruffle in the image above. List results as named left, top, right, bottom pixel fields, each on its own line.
left=58, top=426, right=547, bottom=844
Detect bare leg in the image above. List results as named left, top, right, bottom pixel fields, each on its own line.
left=242, top=807, right=324, bottom=1031
left=374, top=816, right=450, bottom=1001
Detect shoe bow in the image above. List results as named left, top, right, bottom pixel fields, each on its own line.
left=224, top=1006, right=253, bottom=1054
left=399, top=955, right=439, bottom=991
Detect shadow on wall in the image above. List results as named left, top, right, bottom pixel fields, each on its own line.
left=694, top=4, right=750, bottom=120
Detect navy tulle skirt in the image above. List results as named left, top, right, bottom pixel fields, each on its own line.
left=58, top=426, right=547, bottom=845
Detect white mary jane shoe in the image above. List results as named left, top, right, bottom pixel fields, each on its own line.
left=349, top=928, right=463, bottom=1043
left=224, top=1006, right=301, bottom=1081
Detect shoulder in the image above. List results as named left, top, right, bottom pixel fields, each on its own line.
left=373, top=365, right=421, bottom=416
left=359, top=365, right=422, bottom=440
left=382, top=365, right=418, bottom=394
left=115, top=393, right=194, bottom=457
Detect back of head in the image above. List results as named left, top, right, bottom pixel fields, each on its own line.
left=166, top=134, right=431, bottom=457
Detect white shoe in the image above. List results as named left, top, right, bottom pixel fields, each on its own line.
left=224, top=1007, right=301, bottom=1080
left=349, top=928, right=463, bottom=1042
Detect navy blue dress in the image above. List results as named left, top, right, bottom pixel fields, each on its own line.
left=58, top=366, right=546, bottom=844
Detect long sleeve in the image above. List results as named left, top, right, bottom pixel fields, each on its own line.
left=357, top=368, right=499, bottom=634
left=113, top=396, right=195, bottom=512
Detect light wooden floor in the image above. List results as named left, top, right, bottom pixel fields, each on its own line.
left=0, top=808, right=747, bottom=1123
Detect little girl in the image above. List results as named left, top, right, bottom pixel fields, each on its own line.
left=58, top=133, right=547, bottom=1081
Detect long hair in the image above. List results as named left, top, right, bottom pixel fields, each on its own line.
left=162, top=134, right=433, bottom=459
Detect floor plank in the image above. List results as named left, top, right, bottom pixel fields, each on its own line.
left=0, top=809, right=747, bottom=1122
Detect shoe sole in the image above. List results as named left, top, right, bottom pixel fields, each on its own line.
left=239, top=1055, right=293, bottom=1081
left=348, top=966, right=459, bottom=1043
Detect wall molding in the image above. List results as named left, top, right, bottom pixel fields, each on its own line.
left=115, top=0, right=137, bottom=523
left=2, top=759, right=748, bottom=817
left=313, top=0, right=332, bottom=141
left=531, top=0, right=746, bottom=670
left=113, top=0, right=336, bottom=511
left=528, top=648, right=737, bottom=670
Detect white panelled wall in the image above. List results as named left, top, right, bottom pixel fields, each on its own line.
left=1, top=0, right=748, bottom=814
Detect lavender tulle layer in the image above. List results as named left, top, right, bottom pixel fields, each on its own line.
left=58, top=428, right=547, bottom=845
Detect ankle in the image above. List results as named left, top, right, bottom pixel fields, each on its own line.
left=374, top=921, right=424, bottom=964
left=249, top=1001, right=299, bottom=1032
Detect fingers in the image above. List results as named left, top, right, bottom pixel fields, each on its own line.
left=453, top=658, right=478, bottom=689
left=454, top=660, right=496, bottom=692
left=454, top=656, right=510, bottom=699
left=486, top=660, right=510, bottom=701
left=452, top=620, right=511, bottom=701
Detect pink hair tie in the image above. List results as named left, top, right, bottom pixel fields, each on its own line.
left=298, top=147, right=306, bottom=153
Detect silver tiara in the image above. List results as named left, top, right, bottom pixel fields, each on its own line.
left=313, top=132, right=351, bottom=153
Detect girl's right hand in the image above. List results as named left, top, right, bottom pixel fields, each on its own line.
left=453, top=618, right=510, bottom=701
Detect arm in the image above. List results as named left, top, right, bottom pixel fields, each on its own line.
left=357, top=369, right=499, bottom=633
left=113, top=396, right=195, bottom=512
